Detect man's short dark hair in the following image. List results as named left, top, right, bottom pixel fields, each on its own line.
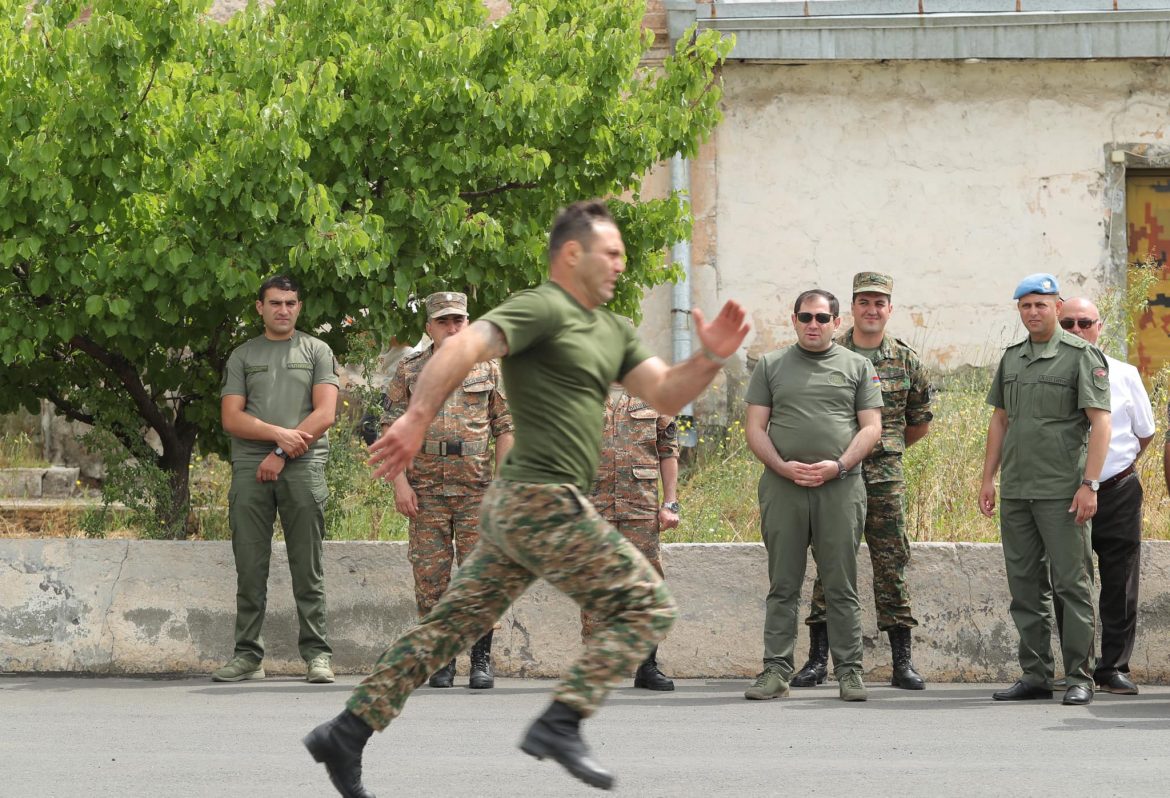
left=259, top=274, right=299, bottom=302
left=793, top=289, right=839, bottom=316
left=548, top=200, right=615, bottom=261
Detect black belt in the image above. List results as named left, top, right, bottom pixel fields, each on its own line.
left=1099, top=464, right=1135, bottom=492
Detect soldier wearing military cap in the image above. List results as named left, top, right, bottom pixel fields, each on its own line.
left=980, top=273, right=1111, bottom=707
left=382, top=290, right=513, bottom=689
left=793, top=272, right=934, bottom=691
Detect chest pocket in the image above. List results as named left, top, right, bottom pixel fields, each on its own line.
left=1032, top=374, right=1075, bottom=419
left=461, top=375, right=494, bottom=405
left=626, top=405, right=659, bottom=443
left=1002, top=372, right=1019, bottom=414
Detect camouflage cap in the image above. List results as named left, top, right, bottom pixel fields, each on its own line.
left=853, top=272, right=893, bottom=296
left=424, top=291, right=468, bottom=319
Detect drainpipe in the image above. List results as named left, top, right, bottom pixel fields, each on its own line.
left=670, top=152, right=697, bottom=448
left=665, top=1, right=702, bottom=448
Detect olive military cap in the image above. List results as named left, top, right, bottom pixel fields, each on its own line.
left=853, top=272, right=893, bottom=296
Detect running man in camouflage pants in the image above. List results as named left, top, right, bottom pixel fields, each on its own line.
left=303, top=200, right=750, bottom=796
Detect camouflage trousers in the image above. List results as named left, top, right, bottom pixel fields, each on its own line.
left=807, top=481, right=917, bottom=631
left=408, top=492, right=483, bottom=617
left=347, top=480, right=677, bottom=730
left=581, top=517, right=664, bottom=641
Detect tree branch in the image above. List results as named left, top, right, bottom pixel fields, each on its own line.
left=122, top=61, right=159, bottom=121
left=41, top=389, right=96, bottom=427
left=458, top=181, right=538, bottom=200
left=68, top=334, right=174, bottom=446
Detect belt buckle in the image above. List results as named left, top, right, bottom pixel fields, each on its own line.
left=439, top=440, right=462, bottom=456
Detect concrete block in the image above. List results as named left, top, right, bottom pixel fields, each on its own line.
left=41, top=467, right=80, bottom=498
left=0, top=469, right=44, bottom=499
left=3, top=540, right=1170, bottom=683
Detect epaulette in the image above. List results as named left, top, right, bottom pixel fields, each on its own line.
left=893, top=337, right=919, bottom=354
left=1059, top=333, right=1089, bottom=349
left=1004, top=338, right=1027, bottom=350
left=400, top=347, right=425, bottom=362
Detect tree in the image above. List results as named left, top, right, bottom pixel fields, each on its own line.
left=0, top=0, right=732, bottom=536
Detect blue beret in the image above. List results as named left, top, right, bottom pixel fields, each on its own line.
left=1012, top=273, right=1060, bottom=300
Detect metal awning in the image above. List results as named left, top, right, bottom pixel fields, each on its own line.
left=670, top=1, right=1170, bottom=60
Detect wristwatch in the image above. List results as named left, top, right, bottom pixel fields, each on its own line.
left=661, top=501, right=682, bottom=514
left=836, top=460, right=848, bottom=480
left=273, top=447, right=289, bottom=461
left=1081, top=478, right=1099, bottom=492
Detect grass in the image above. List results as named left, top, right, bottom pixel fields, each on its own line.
left=672, top=366, right=1170, bottom=544
left=4, top=360, right=1168, bottom=541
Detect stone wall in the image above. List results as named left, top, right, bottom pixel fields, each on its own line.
left=5, top=540, right=1170, bottom=682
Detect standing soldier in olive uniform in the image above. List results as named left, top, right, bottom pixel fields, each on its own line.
left=216, top=274, right=339, bottom=685
left=584, top=385, right=681, bottom=691
left=794, top=272, right=933, bottom=691
left=979, top=273, right=1111, bottom=707
left=383, top=291, right=513, bottom=690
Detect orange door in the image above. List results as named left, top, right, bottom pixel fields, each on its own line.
left=1127, top=171, right=1170, bottom=377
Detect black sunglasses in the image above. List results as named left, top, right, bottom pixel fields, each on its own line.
left=1060, top=318, right=1098, bottom=330
left=796, top=312, right=836, bottom=324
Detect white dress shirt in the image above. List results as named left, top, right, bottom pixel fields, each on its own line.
left=1101, top=355, right=1156, bottom=481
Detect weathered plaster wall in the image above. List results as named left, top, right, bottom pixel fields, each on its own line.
left=709, top=59, right=1170, bottom=369
left=6, top=540, right=1170, bottom=683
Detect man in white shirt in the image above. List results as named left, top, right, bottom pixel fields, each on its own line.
left=1057, top=297, right=1154, bottom=694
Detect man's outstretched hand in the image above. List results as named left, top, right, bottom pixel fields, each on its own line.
left=693, top=301, right=750, bottom=361
left=368, top=414, right=425, bottom=482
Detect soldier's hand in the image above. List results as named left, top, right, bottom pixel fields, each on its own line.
left=658, top=506, right=680, bottom=530
left=790, top=461, right=833, bottom=487
left=1069, top=486, right=1097, bottom=524
left=395, top=483, right=420, bottom=518
left=978, top=481, right=997, bottom=518
left=256, top=453, right=285, bottom=483
left=274, top=427, right=313, bottom=458
left=369, top=414, right=425, bottom=482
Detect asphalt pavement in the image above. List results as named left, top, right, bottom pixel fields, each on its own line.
left=3, top=675, right=1169, bottom=797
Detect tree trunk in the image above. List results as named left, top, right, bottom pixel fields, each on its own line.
left=157, top=425, right=198, bottom=539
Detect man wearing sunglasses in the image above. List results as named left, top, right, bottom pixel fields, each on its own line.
left=1051, top=298, right=1153, bottom=696
left=979, top=274, right=1111, bottom=706
left=794, top=272, right=933, bottom=692
left=744, top=289, right=883, bottom=702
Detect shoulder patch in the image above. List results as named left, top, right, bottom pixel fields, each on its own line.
left=1092, top=365, right=1109, bottom=390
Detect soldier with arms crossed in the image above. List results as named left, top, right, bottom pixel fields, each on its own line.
left=303, top=200, right=749, bottom=796
left=215, top=274, right=339, bottom=685
left=743, top=288, right=883, bottom=703
left=794, top=272, right=933, bottom=691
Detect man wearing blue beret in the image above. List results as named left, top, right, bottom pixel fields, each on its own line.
left=978, top=273, right=1111, bottom=706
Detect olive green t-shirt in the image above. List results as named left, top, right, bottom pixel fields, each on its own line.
left=986, top=330, right=1110, bottom=499
left=481, top=282, right=653, bottom=491
left=744, top=343, right=883, bottom=471
left=220, top=331, right=340, bottom=465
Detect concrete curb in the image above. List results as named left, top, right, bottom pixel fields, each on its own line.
left=3, top=540, right=1170, bottom=681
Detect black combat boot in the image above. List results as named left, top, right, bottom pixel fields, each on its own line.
left=428, top=658, right=456, bottom=688
left=888, top=626, right=926, bottom=690
left=303, top=709, right=377, bottom=798
left=469, top=632, right=495, bottom=690
left=633, top=646, right=675, bottom=691
left=790, top=622, right=829, bottom=687
left=520, top=700, right=615, bottom=790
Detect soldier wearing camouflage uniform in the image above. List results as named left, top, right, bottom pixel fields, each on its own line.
left=584, top=385, right=681, bottom=691
left=383, top=291, right=513, bottom=690
left=303, top=200, right=750, bottom=796
left=794, top=272, right=933, bottom=691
